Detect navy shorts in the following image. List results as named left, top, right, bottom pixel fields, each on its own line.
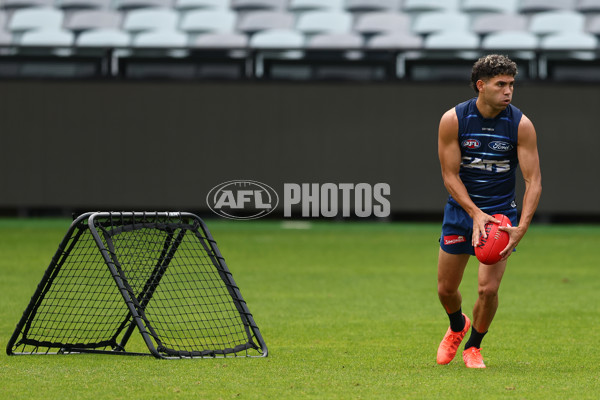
left=439, top=203, right=518, bottom=255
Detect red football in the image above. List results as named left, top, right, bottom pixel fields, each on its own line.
left=475, top=213, right=511, bottom=265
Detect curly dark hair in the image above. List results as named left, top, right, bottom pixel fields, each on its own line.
left=470, top=54, right=518, bottom=93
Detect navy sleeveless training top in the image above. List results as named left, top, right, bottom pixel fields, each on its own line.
left=448, top=97, right=522, bottom=211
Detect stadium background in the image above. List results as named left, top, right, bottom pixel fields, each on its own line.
left=0, top=0, right=599, bottom=221
left=2, top=3, right=600, bottom=398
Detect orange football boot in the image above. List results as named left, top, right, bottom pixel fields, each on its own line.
left=436, top=314, right=471, bottom=365
left=463, top=346, right=486, bottom=368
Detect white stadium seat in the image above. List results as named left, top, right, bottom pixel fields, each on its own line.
left=249, top=28, right=304, bottom=47
left=296, top=11, right=353, bottom=34
left=366, top=31, right=423, bottom=48
left=9, top=7, right=64, bottom=32
left=354, top=12, right=412, bottom=34
left=481, top=30, right=539, bottom=50
left=529, top=10, right=586, bottom=35
left=424, top=30, right=479, bottom=49
left=19, top=29, right=74, bottom=46
left=179, top=10, right=238, bottom=32
left=76, top=28, right=130, bottom=46
left=132, top=29, right=188, bottom=47
left=237, top=11, right=295, bottom=33
left=122, top=8, right=180, bottom=33
left=306, top=32, right=363, bottom=48
left=412, top=11, right=470, bottom=35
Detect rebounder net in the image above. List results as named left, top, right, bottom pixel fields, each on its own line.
left=7, top=212, right=267, bottom=359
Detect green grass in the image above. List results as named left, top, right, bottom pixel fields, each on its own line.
left=1, top=218, right=599, bottom=399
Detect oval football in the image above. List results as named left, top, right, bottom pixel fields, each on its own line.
left=475, top=213, right=511, bottom=265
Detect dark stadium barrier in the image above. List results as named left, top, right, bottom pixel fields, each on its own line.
left=0, top=80, right=597, bottom=220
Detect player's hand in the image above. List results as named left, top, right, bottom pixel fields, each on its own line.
left=471, top=212, right=500, bottom=247
left=498, top=225, right=526, bottom=260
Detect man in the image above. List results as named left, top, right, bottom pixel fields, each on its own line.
left=436, top=54, right=542, bottom=368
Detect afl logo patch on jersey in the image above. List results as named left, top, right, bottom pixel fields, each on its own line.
left=462, top=139, right=481, bottom=149
left=489, top=141, right=514, bottom=152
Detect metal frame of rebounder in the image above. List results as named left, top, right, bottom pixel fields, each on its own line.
left=6, top=211, right=268, bottom=359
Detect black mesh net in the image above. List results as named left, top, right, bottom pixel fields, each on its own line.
left=8, top=212, right=266, bottom=358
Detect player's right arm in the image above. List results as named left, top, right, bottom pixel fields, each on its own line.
left=438, top=108, right=498, bottom=246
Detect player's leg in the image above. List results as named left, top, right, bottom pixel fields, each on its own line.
left=473, top=259, right=507, bottom=335
left=437, top=248, right=469, bottom=315
left=438, top=202, right=473, bottom=319
left=470, top=207, right=514, bottom=335
left=436, top=248, right=471, bottom=364
left=463, top=259, right=508, bottom=368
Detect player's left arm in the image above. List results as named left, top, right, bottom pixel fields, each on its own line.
left=499, top=114, right=542, bottom=259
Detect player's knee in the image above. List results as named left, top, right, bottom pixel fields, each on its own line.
left=477, top=285, right=499, bottom=300
left=437, top=284, right=457, bottom=300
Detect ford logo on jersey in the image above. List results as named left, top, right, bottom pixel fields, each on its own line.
left=462, top=139, right=481, bottom=149
left=489, top=141, right=514, bottom=151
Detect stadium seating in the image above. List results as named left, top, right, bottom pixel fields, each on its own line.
left=2, top=0, right=55, bottom=9
left=366, top=31, right=423, bottom=49
left=528, top=10, right=586, bottom=34
left=249, top=28, right=304, bottom=48
left=0, top=29, right=11, bottom=46
left=0, top=11, right=10, bottom=45
left=64, top=10, right=123, bottom=32
left=0, top=0, right=598, bottom=50
left=230, top=0, right=287, bottom=11
left=587, top=14, right=600, bottom=34
left=173, top=0, right=230, bottom=10
left=19, top=28, right=73, bottom=46
left=237, top=10, right=295, bottom=33
left=179, top=9, right=238, bottom=33
left=190, top=31, right=248, bottom=47
left=518, top=0, right=576, bottom=13
left=461, top=0, right=519, bottom=14
left=56, top=0, right=113, bottom=10
left=354, top=12, right=412, bottom=34
left=402, top=0, right=459, bottom=13
left=306, top=32, right=363, bottom=48
left=289, top=0, right=345, bottom=11
left=295, top=11, right=353, bottom=34
left=132, top=29, right=187, bottom=47
left=345, top=0, right=400, bottom=12
left=540, top=31, right=598, bottom=49
left=577, top=0, right=600, bottom=12
left=470, top=14, right=528, bottom=35
left=411, top=11, right=470, bottom=34
left=424, top=30, right=479, bottom=50
left=481, top=30, right=539, bottom=50
left=0, top=0, right=599, bottom=80
left=114, top=0, right=175, bottom=11
left=75, top=27, right=130, bottom=46
left=122, top=8, right=179, bottom=33
left=8, top=7, right=64, bottom=32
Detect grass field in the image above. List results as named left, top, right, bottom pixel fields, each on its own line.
left=0, top=218, right=599, bottom=399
